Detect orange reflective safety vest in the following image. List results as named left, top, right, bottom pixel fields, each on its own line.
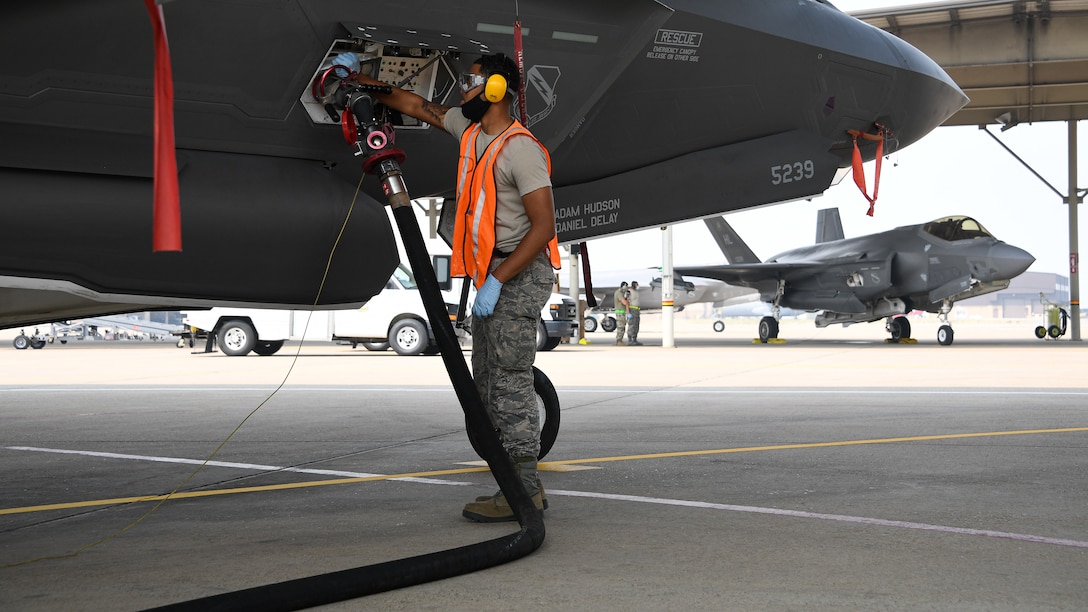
left=452, top=120, right=561, bottom=289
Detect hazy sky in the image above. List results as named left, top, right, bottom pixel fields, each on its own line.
left=567, top=1, right=1086, bottom=279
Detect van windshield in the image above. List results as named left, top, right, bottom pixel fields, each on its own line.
left=392, top=264, right=417, bottom=290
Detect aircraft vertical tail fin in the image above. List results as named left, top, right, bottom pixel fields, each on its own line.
left=815, top=208, right=845, bottom=243
left=703, top=216, right=761, bottom=264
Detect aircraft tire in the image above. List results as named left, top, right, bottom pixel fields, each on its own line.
left=601, top=316, right=616, bottom=333
left=12, top=335, right=29, bottom=350
left=467, top=366, right=560, bottom=461
left=1048, top=325, right=1063, bottom=339
left=713, top=320, right=725, bottom=333
left=218, top=320, right=257, bottom=356
left=389, top=318, right=428, bottom=356
left=890, top=316, right=911, bottom=342
left=937, top=324, right=954, bottom=346
left=30, top=339, right=45, bottom=349
left=583, top=316, right=598, bottom=333
left=758, top=316, right=779, bottom=343
left=252, top=340, right=284, bottom=356
left=361, top=341, right=390, bottom=352
left=1035, top=325, right=1047, bottom=339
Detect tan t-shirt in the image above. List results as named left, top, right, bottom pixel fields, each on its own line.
left=445, top=108, right=551, bottom=252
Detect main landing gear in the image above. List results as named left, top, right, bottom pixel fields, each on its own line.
left=886, top=315, right=913, bottom=343
left=12, top=329, right=46, bottom=350
left=755, top=281, right=785, bottom=344
left=757, top=316, right=779, bottom=343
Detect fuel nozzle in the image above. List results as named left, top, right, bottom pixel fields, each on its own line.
left=335, top=83, right=406, bottom=176
left=342, top=85, right=395, bottom=158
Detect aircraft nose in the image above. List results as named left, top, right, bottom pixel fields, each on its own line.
left=877, top=32, right=969, bottom=151
left=988, top=242, right=1035, bottom=280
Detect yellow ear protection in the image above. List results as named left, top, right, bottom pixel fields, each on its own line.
left=482, top=53, right=514, bottom=103
left=483, top=72, right=509, bottom=103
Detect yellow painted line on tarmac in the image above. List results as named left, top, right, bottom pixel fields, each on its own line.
left=458, top=460, right=599, bottom=472
left=542, top=426, right=1088, bottom=467
left=0, top=466, right=489, bottom=516
left=4, top=427, right=1085, bottom=516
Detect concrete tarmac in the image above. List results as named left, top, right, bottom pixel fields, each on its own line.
left=2, top=316, right=1086, bottom=610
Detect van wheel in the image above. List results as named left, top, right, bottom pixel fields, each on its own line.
left=536, top=319, right=561, bottom=351
left=253, top=340, right=284, bottom=356
left=467, top=366, right=560, bottom=461
left=389, top=319, right=428, bottom=356
left=218, top=320, right=256, bottom=356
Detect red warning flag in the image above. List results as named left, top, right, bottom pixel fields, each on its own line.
left=145, top=0, right=182, bottom=251
left=849, top=128, right=886, bottom=217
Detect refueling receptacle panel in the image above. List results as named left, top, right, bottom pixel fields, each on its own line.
left=301, top=38, right=449, bottom=129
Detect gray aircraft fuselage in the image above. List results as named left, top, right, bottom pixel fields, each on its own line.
left=0, top=0, right=967, bottom=327
left=559, top=268, right=755, bottom=313
left=678, top=215, right=1035, bottom=339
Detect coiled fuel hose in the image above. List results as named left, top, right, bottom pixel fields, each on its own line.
left=147, top=150, right=544, bottom=612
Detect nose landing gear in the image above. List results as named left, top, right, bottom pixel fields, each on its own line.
left=936, top=300, right=955, bottom=346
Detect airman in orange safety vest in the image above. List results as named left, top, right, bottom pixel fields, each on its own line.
left=354, top=51, right=559, bottom=523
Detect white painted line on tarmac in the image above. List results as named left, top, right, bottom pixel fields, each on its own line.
left=5, top=446, right=471, bottom=486
left=10, top=446, right=1085, bottom=550
left=550, top=489, right=1088, bottom=549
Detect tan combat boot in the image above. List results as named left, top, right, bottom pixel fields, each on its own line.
left=464, top=458, right=546, bottom=522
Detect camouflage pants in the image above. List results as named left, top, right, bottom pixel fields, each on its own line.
left=614, top=309, right=627, bottom=342
left=627, top=308, right=641, bottom=340
left=471, top=253, right=553, bottom=459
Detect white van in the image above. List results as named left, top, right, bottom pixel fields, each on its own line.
left=182, top=258, right=576, bottom=356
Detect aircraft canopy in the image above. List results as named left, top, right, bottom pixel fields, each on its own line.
left=923, top=216, right=994, bottom=241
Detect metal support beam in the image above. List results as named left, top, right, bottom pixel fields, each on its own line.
left=1068, top=120, right=1081, bottom=340
left=661, top=226, right=675, bottom=348
left=568, top=245, right=585, bottom=344
left=983, top=123, right=1083, bottom=340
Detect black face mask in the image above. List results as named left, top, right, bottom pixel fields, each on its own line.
left=461, top=94, right=491, bottom=123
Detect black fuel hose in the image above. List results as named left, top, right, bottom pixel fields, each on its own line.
left=148, top=167, right=544, bottom=612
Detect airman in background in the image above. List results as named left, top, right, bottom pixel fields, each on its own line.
left=627, top=280, right=642, bottom=345
left=613, top=282, right=629, bottom=345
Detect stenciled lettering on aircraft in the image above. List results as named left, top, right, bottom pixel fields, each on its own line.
left=554, top=198, right=621, bottom=233
left=646, top=29, right=703, bottom=63
left=769, top=160, right=815, bottom=185
left=655, top=29, right=702, bottom=47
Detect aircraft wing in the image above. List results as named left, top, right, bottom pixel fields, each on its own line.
left=676, top=262, right=823, bottom=288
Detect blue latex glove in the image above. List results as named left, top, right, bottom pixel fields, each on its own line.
left=626, top=313, right=633, bottom=320
left=472, top=275, right=503, bottom=318
left=332, top=52, right=360, bottom=78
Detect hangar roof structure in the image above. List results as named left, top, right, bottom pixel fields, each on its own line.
left=851, top=0, right=1088, bottom=127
